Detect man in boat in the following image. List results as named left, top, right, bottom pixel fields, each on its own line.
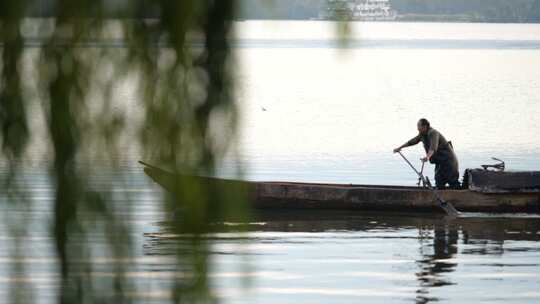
left=393, top=118, right=460, bottom=189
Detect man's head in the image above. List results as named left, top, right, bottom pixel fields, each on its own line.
left=417, top=118, right=430, bottom=134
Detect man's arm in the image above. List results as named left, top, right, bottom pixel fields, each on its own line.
left=421, top=131, right=439, bottom=162
left=393, top=134, right=421, bottom=153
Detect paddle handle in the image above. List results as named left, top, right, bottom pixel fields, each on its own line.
left=398, top=151, right=423, bottom=177
left=397, top=151, right=459, bottom=216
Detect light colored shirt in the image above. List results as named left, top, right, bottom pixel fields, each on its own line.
left=407, top=128, right=448, bottom=153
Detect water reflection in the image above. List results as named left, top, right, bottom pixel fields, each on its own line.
left=415, top=224, right=459, bottom=303
left=144, top=211, right=540, bottom=303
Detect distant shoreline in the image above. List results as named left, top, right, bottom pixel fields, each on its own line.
left=396, top=14, right=538, bottom=23
left=237, top=17, right=540, bottom=24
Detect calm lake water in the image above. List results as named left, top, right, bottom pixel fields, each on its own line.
left=2, top=21, right=540, bottom=303
left=234, top=21, right=540, bottom=184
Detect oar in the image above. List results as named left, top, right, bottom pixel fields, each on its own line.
left=417, top=161, right=425, bottom=187
left=397, top=151, right=460, bottom=217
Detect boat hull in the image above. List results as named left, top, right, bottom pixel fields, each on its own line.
left=254, top=182, right=540, bottom=213
left=142, top=164, right=540, bottom=214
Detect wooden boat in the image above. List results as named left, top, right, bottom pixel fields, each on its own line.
left=141, top=162, right=540, bottom=214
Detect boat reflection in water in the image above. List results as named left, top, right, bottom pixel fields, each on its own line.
left=144, top=211, right=540, bottom=303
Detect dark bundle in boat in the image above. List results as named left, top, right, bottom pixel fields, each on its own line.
left=464, top=169, right=540, bottom=193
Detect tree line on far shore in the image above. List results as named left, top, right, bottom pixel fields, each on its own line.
left=391, top=0, right=540, bottom=22
left=17, top=0, right=540, bottom=22
left=235, top=0, right=540, bottom=22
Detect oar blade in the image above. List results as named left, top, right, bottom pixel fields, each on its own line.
left=438, top=200, right=460, bottom=217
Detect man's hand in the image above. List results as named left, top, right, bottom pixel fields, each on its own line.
left=422, top=150, right=434, bottom=163
left=393, top=147, right=401, bottom=153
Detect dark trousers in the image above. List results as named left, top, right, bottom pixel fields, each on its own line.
left=435, top=161, right=460, bottom=189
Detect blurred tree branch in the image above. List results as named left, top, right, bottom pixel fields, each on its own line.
left=1, top=0, right=246, bottom=303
